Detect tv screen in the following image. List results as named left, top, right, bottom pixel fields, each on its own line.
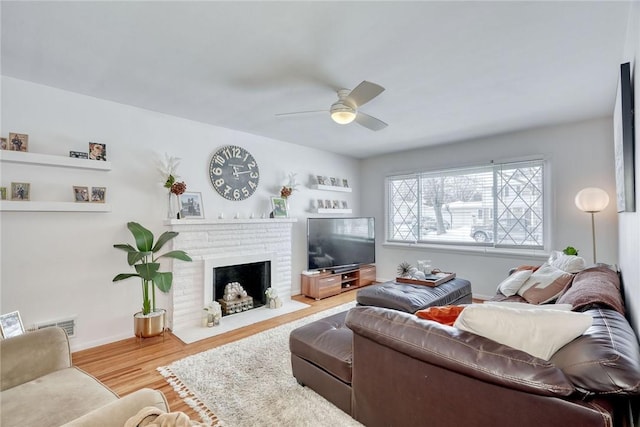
left=307, top=217, right=375, bottom=271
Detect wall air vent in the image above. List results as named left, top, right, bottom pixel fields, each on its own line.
left=33, top=317, right=77, bottom=338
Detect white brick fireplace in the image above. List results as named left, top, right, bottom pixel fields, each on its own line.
left=164, top=218, right=307, bottom=343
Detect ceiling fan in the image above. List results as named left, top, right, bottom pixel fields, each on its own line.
left=276, top=80, right=388, bottom=131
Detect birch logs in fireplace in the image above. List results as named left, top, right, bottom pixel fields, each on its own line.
left=218, top=282, right=254, bottom=315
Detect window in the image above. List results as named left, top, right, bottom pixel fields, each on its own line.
left=387, top=160, right=544, bottom=249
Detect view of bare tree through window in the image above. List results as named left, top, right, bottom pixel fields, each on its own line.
left=388, top=160, right=544, bottom=249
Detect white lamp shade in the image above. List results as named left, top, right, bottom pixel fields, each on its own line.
left=575, top=187, right=609, bottom=213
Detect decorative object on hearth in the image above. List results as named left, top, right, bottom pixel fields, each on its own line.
left=574, top=187, right=609, bottom=264
left=218, top=282, right=254, bottom=315
left=209, top=145, right=259, bottom=201
left=112, top=222, right=192, bottom=338
left=202, top=301, right=222, bottom=327
left=265, top=287, right=282, bottom=308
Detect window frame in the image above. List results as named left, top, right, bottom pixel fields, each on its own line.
left=384, top=158, right=550, bottom=255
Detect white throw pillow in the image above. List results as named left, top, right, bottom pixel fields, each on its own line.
left=496, top=270, right=533, bottom=296
left=550, top=253, right=586, bottom=274
left=453, top=304, right=592, bottom=360
left=517, top=263, right=574, bottom=304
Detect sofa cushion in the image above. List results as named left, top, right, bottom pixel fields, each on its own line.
left=346, top=306, right=577, bottom=397
left=453, top=304, right=592, bottom=360
left=496, top=269, right=532, bottom=296
left=1, top=367, right=118, bottom=427
left=549, top=252, right=586, bottom=273
left=415, top=305, right=465, bottom=326
left=551, top=307, right=640, bottom=395
left=557, top=266, right=625, bottom=315
left=517, top=263, right=574, bottom=304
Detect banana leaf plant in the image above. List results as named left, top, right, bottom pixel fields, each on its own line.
left=113, top=222, right=192, bottom=315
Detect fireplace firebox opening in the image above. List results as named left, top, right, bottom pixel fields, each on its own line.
left=212, top=261, right=271, bottom=315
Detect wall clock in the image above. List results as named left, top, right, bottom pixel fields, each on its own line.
left=209, top=145, right=260, bottom=201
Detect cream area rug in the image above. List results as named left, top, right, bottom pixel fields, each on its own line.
left=158, top=302, right=363, bottom=427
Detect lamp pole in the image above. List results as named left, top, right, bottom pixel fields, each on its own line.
left=589, top=211, right=596, bottom=264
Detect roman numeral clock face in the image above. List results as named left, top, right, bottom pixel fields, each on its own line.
left=209, top=145, right=260, bottom=201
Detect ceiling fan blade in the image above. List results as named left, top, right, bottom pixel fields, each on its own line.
left=275, top=109, right=327, bottom=117
left=355, top=112, right=388, bottom=131
left=347, top=81, right=385, bottom=107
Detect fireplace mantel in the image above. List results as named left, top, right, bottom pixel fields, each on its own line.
left=164, top=218, right=297, bottom=227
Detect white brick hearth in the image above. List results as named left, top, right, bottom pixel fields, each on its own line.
left=164, top=218, right=308, bottom=343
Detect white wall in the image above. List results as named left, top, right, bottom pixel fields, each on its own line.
left=361, top=118, right=618, bottom=298
left=0, top=77, right=360, bottom=350
left=618, top=1, right=640, bottom=338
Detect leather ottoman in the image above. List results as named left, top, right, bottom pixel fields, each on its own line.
left=356, top=278, right=472, bottom=313
left=289, top=310, right=353, bottom=415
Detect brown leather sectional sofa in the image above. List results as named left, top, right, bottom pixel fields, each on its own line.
left=291, top=266, right=640, bottom=427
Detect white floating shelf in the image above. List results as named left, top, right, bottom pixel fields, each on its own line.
left=0, top=201, right=112, bottom=212
left=311, top=184, right=352, bottom=193
left=316, top=208, right=353, bottom=214
left=0, top=150, right=111, bottom=171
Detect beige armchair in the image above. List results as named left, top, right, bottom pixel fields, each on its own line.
left=1, top=326, right=169, bottom=427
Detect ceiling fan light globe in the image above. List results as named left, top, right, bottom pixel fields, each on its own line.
left=331, top=110, right=356, bottom=124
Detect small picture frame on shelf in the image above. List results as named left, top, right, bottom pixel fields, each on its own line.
left=8, top=133, right=28, bottom=152
left=88, top=142, right=107, bottom=161
left=0, top=187, right=6, bottom=200
left=70, top=151, right=89, bottom=159
left=270, top=196, right=288, bottom=218
left=91, top=187, right=106, bottom=203
left=324, top=199, right=332, bottom=209
left=316, top=175, right=327, bottom=185
left=0, top=137, right=8, bottom=150
left=179, top=191, right=204, bottom=219
left=0, top=310, right=25, bottom=339
left=73, top=186, right=90, bottom=202
left=332, top=200, right=340, bottom=209
left=330, top=177, right=340, bottom=187
left=317, top=199, right=325, bottom=209
left=341, top=201, right=349, bottom=209
left=342, top=179, right=349, bottom=188
left=11, top=182, right=30, bottom=201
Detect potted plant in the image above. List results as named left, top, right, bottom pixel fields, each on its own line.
left=113, top=222, right=192, bottom=338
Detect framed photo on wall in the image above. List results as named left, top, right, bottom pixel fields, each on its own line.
left=1, top=137, right=7, bottom=150
left=91, top=187, right=106, bottom=203
left=0, top=311, right=25, bottom=339
left=270, top=196, right=288, bottom=218
left=88, top=142, right=107, bottom=161
left=179, top=191, right=204, bottom=219
left=11, top=182, right=30, bottom=201
left=73, top=186, right=90, bottom=202
left=8, top=133, right=28, bottom=152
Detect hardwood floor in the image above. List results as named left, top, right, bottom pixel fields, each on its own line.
left=72, top=293, right=356, bottom=424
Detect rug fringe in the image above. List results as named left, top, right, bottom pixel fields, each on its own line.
left=157, top=366, right=222, bottom=426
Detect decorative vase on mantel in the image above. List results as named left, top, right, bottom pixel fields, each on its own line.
left=167, top=193, right=181, bottom=219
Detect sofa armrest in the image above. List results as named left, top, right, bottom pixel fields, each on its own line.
left=62, top=388, right=170, bottom=427
left=346, top=306, right=576, bottom=397
left=1, top=326, right=72, bottom=391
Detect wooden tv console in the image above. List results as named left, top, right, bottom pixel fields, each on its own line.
left=301, top=264, right=376, bottom=300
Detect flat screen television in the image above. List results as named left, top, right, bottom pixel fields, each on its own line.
left=307, top=217, right=375, bottom=272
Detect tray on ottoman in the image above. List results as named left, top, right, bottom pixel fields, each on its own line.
left=396, top=272, right=456, bottom=287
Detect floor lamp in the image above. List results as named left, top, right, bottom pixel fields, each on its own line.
left=574, top=187, right=609, bottom=264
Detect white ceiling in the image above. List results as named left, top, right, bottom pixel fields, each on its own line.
left=1, top=1, right=634, bottom=158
